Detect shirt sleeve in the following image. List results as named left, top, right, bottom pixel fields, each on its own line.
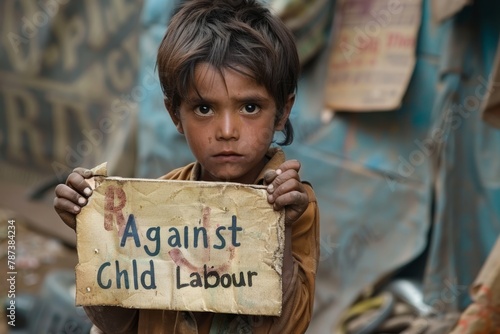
left=270, top=184, right=320, bottom=333
left=232, top=183, right=319, bottom=334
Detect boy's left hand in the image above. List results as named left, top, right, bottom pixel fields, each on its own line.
left=264, top=160, right=309, bottom=226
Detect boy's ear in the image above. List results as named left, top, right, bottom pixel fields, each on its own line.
left=275, top=94, right=295, bottom=131
left=165, top=99, right=184, bottom=134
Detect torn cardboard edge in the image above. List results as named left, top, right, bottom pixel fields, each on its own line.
left=75, top=162, right=285, bottom=316
left=89, top=161, right=269, bottom=191
left=449, top=237, right=500, bottom=333
left=469, top=237, right=500, bottom=305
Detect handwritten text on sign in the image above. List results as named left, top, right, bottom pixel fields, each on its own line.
left=75, top=177, right=285, bottom=316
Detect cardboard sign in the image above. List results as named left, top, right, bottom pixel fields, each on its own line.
left=75, top=171, right=285, bottom=316
left=324, top=0, right=422, bottom=111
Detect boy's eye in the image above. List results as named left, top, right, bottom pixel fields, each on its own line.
left=194, top=105, right=213, bottom=116
left=241, top=104, right=261, bottom=114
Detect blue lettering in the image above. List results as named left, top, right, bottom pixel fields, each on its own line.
left=213, top=226, right=226, bottom=249
left=120, top=214, right=140, bottom=248
left=116, top=260, right=129, bottom=289
left=228, top=215, right=242, bottom=247
left=168, top=227, right=181, bottom=247
left=194, top=226, right=208, bottom=248
left=144, top=226, right=160, bottom=256
left=97, top=262, right=111, bottom=289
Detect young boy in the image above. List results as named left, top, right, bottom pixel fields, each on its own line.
left=54, top=0, right=319, bottom=333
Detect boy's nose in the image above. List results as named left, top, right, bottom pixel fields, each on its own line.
left=216, top=112, right=239, bottom=141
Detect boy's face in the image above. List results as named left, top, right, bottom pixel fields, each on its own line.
left=168, top=63, right=292, bottom=184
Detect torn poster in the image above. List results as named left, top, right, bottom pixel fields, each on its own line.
left=325, top=0, right=422, bottom=111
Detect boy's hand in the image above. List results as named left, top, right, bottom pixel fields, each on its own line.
left=264, top=160, right=308, bottom=226
left=54, top=168, right=94, bottom=230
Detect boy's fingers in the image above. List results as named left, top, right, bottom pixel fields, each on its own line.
left=66, top=172, right=93, bottom=197
left=263, top=169, right=278, bottom=185
left=53, top=197, right=79, bottom=230
left=55, top=184, right=88, bottom=207
left=278, top=177, right=303, bottom=195
left=276, top=160, right=301, bottom=174
left=54, top=196, right=82, bottom=215
left=268, top=169, right=299, bottom=194
left=264, top=160, right=301, bottom=188
left=273, top=190, right=307, bottom=209
left=73, top=167, right=94, bottom=179
left=269, top=178, right=304, bottom=203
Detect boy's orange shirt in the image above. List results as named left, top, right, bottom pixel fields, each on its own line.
left=136, top=148, right=320, bottom=333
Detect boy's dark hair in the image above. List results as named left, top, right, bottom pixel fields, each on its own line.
left=157, top=0, right=300, bottom=145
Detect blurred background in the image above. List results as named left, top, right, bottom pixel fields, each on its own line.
left=1, top=0, right=499, bottom=333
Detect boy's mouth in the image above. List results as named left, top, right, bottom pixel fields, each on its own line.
left=213, top=151, right=243, bottom=162
left=215, top=150, right=242, bottom=156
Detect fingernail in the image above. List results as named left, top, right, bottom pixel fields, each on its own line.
left=267, top=184, right=274, bottom=192
left=268, top=194, right=274, bottom=201
left=84, top=188, right=92, bottom=196
left=74, top=206, right=80, bottom=212
left=78, top=197, right=86, bottom=205
left=276, top=169, right=282, bottom=175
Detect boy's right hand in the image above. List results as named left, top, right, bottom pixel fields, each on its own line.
left=54, top=168, right=94, bottom=230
